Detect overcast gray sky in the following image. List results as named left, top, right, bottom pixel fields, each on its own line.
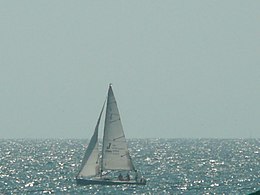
left=0, top=1, right=259, bottom=139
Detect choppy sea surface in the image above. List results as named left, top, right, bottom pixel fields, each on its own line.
left=0, top=139, right=259, bottom=194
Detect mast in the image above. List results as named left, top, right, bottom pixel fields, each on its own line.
left=100, top=85, right=110, bottom=176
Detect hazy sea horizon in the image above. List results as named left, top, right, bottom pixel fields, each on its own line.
left=1, top=138, right=259, bottom=194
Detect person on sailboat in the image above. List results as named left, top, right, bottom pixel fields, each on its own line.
left=135, top=170, right=138, bottom=182
left=118, top=173, right=123, bottom=181
left=126, top=173, right=130, bottom=181
left=140, top=176, right=146, bottom=184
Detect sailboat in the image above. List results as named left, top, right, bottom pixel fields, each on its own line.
left=76, top=84, right=146, bottom=185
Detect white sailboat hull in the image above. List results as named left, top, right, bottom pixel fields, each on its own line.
left=76, top=178, right=146, bottom=186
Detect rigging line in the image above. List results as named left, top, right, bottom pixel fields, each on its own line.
left=110, top=118, right=120, bottom=123
left=113, top=135, right=124, bottom=141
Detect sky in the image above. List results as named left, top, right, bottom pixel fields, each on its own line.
left=0, top=1, right=259, bottom=139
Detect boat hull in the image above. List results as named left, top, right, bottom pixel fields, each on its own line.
left=76, top=178, right=146, bottom=186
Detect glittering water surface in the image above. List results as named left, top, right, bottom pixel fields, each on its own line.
left=0, top=139, right=259, bottom=194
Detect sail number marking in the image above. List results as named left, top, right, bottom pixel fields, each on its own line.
left=107, top=143, right=111, bottom=149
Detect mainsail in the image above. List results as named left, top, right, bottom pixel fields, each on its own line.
left=101, top=85, right=135, bottom=171
left=77, top=102, right=105, bottom=178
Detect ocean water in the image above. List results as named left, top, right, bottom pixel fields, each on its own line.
left=0, top=139, right=259, bottom=195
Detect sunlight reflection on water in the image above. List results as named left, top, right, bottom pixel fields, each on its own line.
left=0, top=139, right=259, bottom=194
